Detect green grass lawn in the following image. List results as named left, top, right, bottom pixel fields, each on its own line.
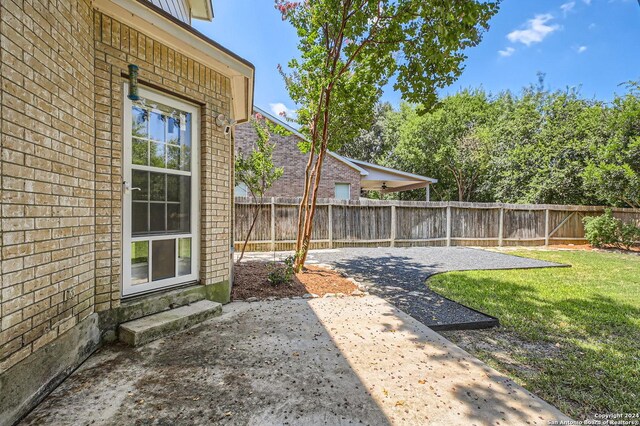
left=429, top=250, right=640, bottom=419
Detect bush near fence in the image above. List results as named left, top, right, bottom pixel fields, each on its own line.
left=234, top=197, right=640, bottom=252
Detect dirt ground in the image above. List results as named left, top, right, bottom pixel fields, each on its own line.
left=232, top=261, right=359, bottom=300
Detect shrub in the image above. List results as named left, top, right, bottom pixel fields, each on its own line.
left=620, top=222, right=640, bottom=250
left=267, top=255, right=296, bottom=286
left=583, top=209, right=640, bottom=249
left=583, top=210, right=621, bottom=248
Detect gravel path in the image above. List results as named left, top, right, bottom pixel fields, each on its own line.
left=301, top=247, right=563, bottom=330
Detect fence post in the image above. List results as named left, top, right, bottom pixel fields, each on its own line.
left=270, top=198, right=276, bottom=252
left=446, top=205, right=451, bottom=247
left=390, top=204, right=396, bottom=247
left=328, top=203, right=333, bottom=249
left=544, top=208, right=550, bottom=247
left=498, top=207, right=504, bottom=247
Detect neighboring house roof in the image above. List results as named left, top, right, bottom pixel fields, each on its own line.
left=251, top=105, right=437, bottom=193
left=252, top=106, right=367, bottom=175
left=344, top=158, right=437, bottom=193
left=98, top=0, right=254, bottom=122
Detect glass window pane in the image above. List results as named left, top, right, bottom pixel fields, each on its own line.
left=152, top=239, right=176, bottom=281
left=166, top=145, right=181, bottom=170
left=149, top=111, right=165, bottom=142
left=132, top=138, right=148, bottom=166
left=335, top=183, right=350, bottom=200
left=179, top=177, right=191, bottom=232
left=150, top=203, right=166, bottom=232
left=131, top=241, right=149, bottom=284
left=167, top=204, right=180, bottom=232
left=178, top=238, right=191, bottom=276
left=166, top=174, right=180, bottom=202
left=132, top=107, right=148, bottom=139
left=167, top=116, right=180, bottom=144
left=150, top=142, right=166, bottom=168
left=132, top=202, right=148, bottom=234
left=150, top=173, right=166, bottom=201
left=181, top=145, right=191, bottom=172
left=132, top=170, right=148, bottom=201
left=180, top=114, right=191, bottom=171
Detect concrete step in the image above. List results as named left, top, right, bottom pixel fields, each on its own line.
left=118, top=286, right=208, bottom=324
left=119, top=300, right=222, bottom=346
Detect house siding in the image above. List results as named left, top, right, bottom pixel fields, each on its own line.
left=235, top=121, right=362, bottom=200
left=0, top=2, right=233, bottom=381
left=146, top=0, right=191, bottom=24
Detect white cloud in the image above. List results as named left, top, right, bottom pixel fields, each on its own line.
left=269, top=102, right=296, bottom=118
left=507, top=14, right=560, bottom=46
left=588, top=23, right=597, bottom=29
left=577, top=45, right=588, bottom=53
left=498, top=47, right=516, bottom=57
left=582, top=0, right=592, bottom=5
left=561, top=1, right=576, bottom=15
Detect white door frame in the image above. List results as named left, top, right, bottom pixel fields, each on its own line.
left=122, top=84, right=200, bottom=297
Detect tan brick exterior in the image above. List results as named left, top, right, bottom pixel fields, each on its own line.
left=1, top=1, right=234, bottom=374
left=92, top=12, right=233, bottom=311
left=1, top=0, right=96, bottom=373
left=235, top=121, right=361, bottom=200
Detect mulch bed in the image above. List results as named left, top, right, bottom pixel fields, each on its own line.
left=232, top=261, right=359, bottom=300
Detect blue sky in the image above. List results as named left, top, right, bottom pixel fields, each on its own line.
left=194, top=0, right=640, bottom=117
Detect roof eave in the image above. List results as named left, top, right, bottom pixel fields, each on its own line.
left=347, top=158, right=438, bottom=183
left=189, top=0, right=214, bottom=21
left=95, top=0, right=254, bottom=122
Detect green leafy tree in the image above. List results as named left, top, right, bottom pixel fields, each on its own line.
left=582, top=85, right=640, bottom=209
left=235, top=115, right=287, bottom=262
left=384, top=90, right=497, bottom=201
left=491, top=85, right=608, bottom=205
left=276, top=0, right=500, bottom=270
left=337, top=102, right=394, bottom=163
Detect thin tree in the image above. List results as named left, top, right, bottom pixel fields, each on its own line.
left=235, top=114, right=287, bottom=262
left=275, top=0, right=500, bottom=271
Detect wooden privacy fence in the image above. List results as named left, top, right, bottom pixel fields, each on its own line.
left=234, top=197, right=640, bottom=252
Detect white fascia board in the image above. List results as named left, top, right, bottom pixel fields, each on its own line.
left=189, top=0, right=213, bottom=20
left=327, top=152, right=368, bottom=176
left=347, top=158, right=438, bottom=183
left=253, top=106, right=305, bottom=138
left=94, top=0, right=254, bottom=122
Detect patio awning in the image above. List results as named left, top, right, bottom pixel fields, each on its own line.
left=338, top=157, right=437, bottom=196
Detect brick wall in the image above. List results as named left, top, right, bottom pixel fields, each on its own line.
left=235, top=121, right=361, bottom=200
left=0, top=4, right=234, bottom=374
left=1, top=0, right=96, bottom=372
left=93, top=12, right=234, bottom=310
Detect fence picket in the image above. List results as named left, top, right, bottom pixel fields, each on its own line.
left=233, top=197, right=640, bottom=252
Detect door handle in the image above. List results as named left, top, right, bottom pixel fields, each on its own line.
left=123, top=181, right=141, bottom=194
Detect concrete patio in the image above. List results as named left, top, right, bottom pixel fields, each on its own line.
left=21, top=295, right=569, bottom=425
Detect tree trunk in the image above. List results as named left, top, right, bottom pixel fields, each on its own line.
left=236, top=202, right=262, bottom=263
left=294, top=89, right=332, bottom=272
left=296, top=147, right=328, bottom=270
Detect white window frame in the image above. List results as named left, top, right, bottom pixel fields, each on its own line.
left=122, top=83, right=200, bottom=297
left=334, top=182, right=351, bottom=200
